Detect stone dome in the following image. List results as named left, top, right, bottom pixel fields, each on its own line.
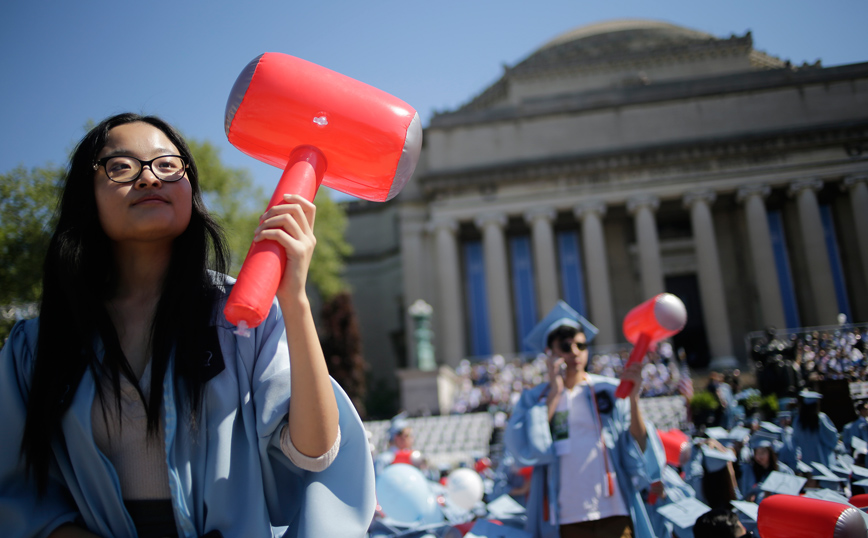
left=510, top=19, right=727, bottom=77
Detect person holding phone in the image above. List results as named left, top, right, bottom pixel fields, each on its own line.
left=504, top=301, right=659, bottom=538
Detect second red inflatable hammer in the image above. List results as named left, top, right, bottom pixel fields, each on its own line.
left=223, top=53, right=423, bottom=334
left=615, top=293, right=687, bottom=398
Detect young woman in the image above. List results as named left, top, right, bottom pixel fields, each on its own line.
left=0, top=113, right=374, bottom=538
left=738, top=439, right=793, bottom=501
left=790, top=390, right=839, bottom=467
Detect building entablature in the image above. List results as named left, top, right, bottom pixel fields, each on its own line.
left=418, top=121, right=868, bottom=203
left=430, top=62, right=868, bottom=129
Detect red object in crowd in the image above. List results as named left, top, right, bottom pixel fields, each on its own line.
left=475, top=457, right=492, bottom=474
left=758, top=494, right=867, bottom=538
left=453, top=520, right=504, bottom=537
left=392, top=449, right=413, bottom=465
left=518, top=466, right=534, bottom=480
left=849, top=493, right=868, bottom=509
left=222, top=52, right=422, bottom=333
left=657, top=428, right=690, bottom=468
left=616, top=293, right=687, bottom=398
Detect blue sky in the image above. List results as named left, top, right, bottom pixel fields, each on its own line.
left=2, top=0, right=866, bottom=197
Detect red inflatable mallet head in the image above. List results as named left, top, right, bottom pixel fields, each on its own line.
left=223, top=53, right=422, bottom=333
left=615, top=293, right=687, bottom=398
left=657, top=428, right=690, bottom=468
left=757, top=494, right=868, bottom=538
left=849, top=494, right=868, bottom=510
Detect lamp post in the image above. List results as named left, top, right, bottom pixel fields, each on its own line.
left=409, top=299, right=436, bottom=371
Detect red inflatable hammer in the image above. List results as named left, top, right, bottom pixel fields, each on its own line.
left=758, top=494, right=868, bottom=538
left=615, top=293, right=687, bottom=398
left=223, top=53, right=422, bottom=333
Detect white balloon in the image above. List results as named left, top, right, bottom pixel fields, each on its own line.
left=446, top=468, right=484, bottom=511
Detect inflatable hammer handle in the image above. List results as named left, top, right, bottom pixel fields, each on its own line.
left=615, top=332, right=651, bottom=399
left=224, top=146, right=326, bottom=334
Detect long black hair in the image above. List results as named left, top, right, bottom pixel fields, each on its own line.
left=798, top=399, right=821, bottom=431
left=21, top=113, right=230, bottom=491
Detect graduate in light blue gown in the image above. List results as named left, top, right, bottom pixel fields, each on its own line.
left=791, top=390, right=839, bottom=468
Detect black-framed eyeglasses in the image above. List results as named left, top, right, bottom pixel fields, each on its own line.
left=93, top=155, right=188, bottom=183
left=559, top=340, right=588, bottom=353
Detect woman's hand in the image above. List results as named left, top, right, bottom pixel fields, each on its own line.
left=253, top=194, right=317, bottom=304
left=256, top=195, right=338, bottom=458
left=621, top=362, right=644, bottom=400
left=545, top=351, right=566, bottom=398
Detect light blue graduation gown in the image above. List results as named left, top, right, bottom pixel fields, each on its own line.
left=791, top=413, right=839, bottom=467
left=503, top=374, right=657, bottom=538
left=0, top=293, right=375, bottom=538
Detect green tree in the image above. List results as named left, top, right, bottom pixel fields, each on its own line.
left=0, top=165, right=63, bottom=340
left=187, top=138, right=266, bottom=274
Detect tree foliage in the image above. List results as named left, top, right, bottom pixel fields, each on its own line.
left=0, top=165, right=63, bottom=305
left=187, top=138, right=266, bottom=274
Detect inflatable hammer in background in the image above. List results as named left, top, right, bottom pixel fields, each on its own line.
left=615, top=293, right=687, bottom=398
left=223, top=53, right=422, bottom=334
left=757, top=494, right=868, bottom=538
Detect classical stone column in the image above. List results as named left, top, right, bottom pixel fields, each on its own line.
left=737, top=184, right=786, bottom=330
left=475, top=213, right=516, bottom=355
left=627, top=196, right=665, bottom=300
left=430, top=217, right=465, bottom=367
left=684, top=190, right=736, bottom=367
left=789, top=178, right=839, bottom=325
left=524, top=207, right=559, bottom=316
left=844, top=175, right=868, bottom=290
left=574, top=201, right=615, bottom=344
left=400, top=206, right=429, bottom=368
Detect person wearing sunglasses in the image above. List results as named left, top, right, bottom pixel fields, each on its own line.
left=0, top=113, right=375, bottom=538
left=505, top=301, right=657, bottom=538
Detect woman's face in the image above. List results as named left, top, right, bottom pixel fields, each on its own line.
left=94, top=122, right=192, bottom=246
left=754, top=447, right=771, bottom=468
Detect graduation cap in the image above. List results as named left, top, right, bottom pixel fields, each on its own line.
left=796, top=461, right=815, bottom=474
left=657, top=497, right=712, bottom=538
left=701, top=445, right=738, bottom=473
left=731, top=500, right=760, bottom=522
left=749, top=431, right=784, bottom=452
left=812, top=462, right=841, bottom=479
left=854, top=478, right=868, bottom=488
left=761, top=471, right=807, bottom=495
left=799, top=390, right=823, bottom=404
left=828, top=462, right=854, bottom=480
left=523, top=300, right=598, bottom=354
left=759, top=421, right=784, bottom=437
left=851, top=465, right=868, bottom=480
left=703, top=427, right=730, bottom=441
left=388, top=412, right=410, bottom=439
left=484, top=494, right=526, bottom=519
left=852, top=437, right=868, bottom=456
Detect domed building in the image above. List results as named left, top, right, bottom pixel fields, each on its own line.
left=343, top=19, right=868, bottom=402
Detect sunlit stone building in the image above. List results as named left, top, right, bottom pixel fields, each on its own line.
left=344, top=19, right=868, bottom=391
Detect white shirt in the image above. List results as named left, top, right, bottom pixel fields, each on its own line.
left=554, top=380, right=629, bottom=524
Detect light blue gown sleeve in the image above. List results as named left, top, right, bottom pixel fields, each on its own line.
left=247, top=301, right=376, bottom=538
left=0, top=320, right=80, bottom=538
left=503, top=385, right=556, bottom=467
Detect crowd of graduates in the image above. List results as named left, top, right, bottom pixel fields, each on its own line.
left=449, top=342, right=692, bottom=417
left=369, top=324, right=868, bottom=537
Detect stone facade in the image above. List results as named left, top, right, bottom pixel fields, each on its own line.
left=344, top=20, right=868, bottom=390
